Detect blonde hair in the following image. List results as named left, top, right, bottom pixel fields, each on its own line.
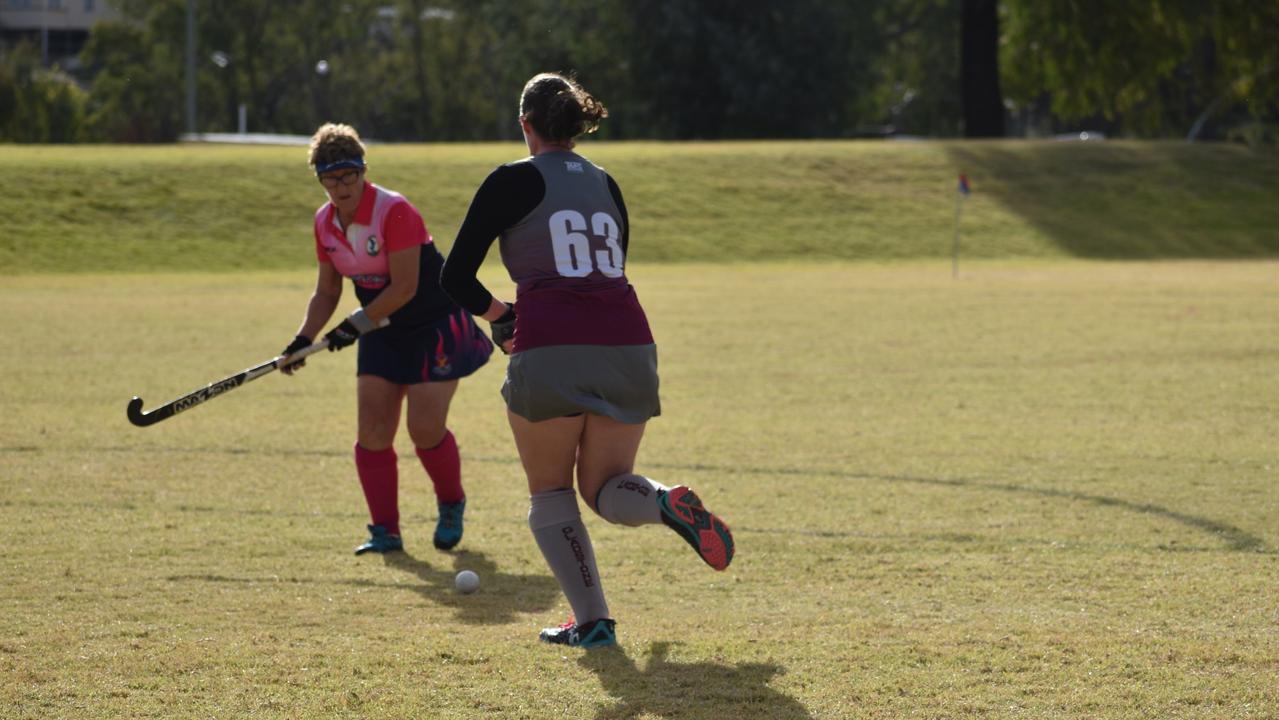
left=308, top=123, right=366, bottom=169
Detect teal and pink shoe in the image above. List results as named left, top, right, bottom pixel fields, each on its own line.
left=539, top=617, right=617, bottom=649
left=658, top=486, right=735, bottom=571
left=354, top=524, right=403, bottom=555
left=433, top=499, right=465, bottom=550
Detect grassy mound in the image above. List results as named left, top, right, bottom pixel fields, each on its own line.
left=5, top=140, right=1276, bottom=273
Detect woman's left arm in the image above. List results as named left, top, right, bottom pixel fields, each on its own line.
left=442, top=163, right=543, bottom=320
left=361, top=244, right=419, bottom=323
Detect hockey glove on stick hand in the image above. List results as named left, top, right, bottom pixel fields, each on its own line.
left=279, top=335, right=312, bottom=375
left=490, top=304, right=516, bottom=354
left=324, top=308, right=383, bottom=351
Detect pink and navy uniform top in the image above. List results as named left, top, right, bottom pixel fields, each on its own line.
left=314, top=182, right=456, bottom=328
left=440, top=151, right=653, bottom=353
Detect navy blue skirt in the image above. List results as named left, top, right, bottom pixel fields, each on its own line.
left=357, top=308, right=493, bottom=385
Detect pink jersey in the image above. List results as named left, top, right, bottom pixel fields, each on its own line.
left=314, top=182, right=430, bottom=289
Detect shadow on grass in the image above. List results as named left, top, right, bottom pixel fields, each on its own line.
left=41, top=445, right=1269, bottom=552
left=943, top=142, right=1279, bottom=258
left=579, top=641, right=813, bottom=720
left=379, top=549, right=561, bottom=625
left=645, top=461, right=1270, bottom=554
left=166, top=550, right=560, bottom=625
left=901, top=473, right=1268, bottom=552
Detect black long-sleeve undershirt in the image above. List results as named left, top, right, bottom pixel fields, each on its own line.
left=440, top=160, right=629, bottom=316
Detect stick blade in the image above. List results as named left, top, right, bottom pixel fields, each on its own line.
left=126, top=396, right=158, bottom=427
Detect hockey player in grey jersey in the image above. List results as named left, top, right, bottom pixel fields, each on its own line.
left=441, top=73, right=736, bottom=650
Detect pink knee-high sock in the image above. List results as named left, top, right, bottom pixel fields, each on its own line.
left=416, top=430, right=464, bottom=504
left=354, top=443, right=399, bottom=535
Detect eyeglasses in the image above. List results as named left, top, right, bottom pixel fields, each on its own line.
left=319, top=170, right=361, bottom=188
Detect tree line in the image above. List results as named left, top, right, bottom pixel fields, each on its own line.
left=1, top=0, right=1275, bottom=145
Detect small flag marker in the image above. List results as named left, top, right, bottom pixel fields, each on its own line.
left=953, top=174, right=970, bottom=278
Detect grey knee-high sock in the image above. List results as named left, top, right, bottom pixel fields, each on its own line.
left=595, top=473, right=668, bottom=527
left=529, top=489, right=610, bottom=623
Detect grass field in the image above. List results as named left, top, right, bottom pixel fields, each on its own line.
left=5, top=140, right=1278, bottom=274
left=3, top=259, right=1278, bottom=718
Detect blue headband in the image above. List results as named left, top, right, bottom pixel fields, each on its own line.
left=315, top=157, right=365, bottom=176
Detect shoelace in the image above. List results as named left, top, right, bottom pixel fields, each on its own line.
left=439, top=506, right=462, bottom=529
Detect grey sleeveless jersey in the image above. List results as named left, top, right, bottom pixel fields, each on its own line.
left=499, top=151, right=627, bottom=293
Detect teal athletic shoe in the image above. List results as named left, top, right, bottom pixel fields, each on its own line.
left=657, top=486, right=735, bottom=571
left=354, top=524, right=403, bottom=555
left=433, top=499, right=465, bottom=550
left=539, top=618, right=617, bottom=649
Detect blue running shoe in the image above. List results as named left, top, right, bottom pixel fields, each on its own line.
left=354, top=524, right=403, bottom=555
left=539, top=617, right=617, bottom=649
left=433, top=499, right=465, bottom=550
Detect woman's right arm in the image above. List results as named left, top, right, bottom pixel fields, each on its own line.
left=280, top=261, right=342, bottom=373
left=298, top=261, right=343, bottom=339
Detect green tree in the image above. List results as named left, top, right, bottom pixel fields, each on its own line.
left=79, top=18, right=182, bottom=141
left=1001, top=0, right=1279, bottom=138
left=615, top=0, right=867, bottom=139
left=0, top=41, right=88, bottom=142
left=864, top=0, right=963, bottom=137
left=193, top=0, right=378, bottom=135
left=70, top=0, right=945, bottom=141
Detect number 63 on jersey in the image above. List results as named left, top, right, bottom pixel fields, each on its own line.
left=549, top=210, right=624, bottom=278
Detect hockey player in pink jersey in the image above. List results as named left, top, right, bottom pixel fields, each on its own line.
left=281, top=123, right=492, bottom=555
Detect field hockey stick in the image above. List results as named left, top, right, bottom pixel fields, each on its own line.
left=126, top=339, right=330, bottom=427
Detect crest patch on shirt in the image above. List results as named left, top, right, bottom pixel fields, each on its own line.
left=366, top=235, right=380, bottom=256
left=565, top=161, right=584, bottom=173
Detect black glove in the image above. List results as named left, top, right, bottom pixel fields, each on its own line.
left=324, top=318, right=361, bottom=351
left=279, top=334, right=311, bottom=374
left=324, top=309, right=385, bottom=351
left=490, top=304, right=516, bottom=354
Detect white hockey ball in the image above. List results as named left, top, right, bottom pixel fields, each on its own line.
left=455, top=570, right=480, bottom=594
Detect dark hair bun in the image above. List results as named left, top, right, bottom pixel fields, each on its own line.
left=521, top=73, right=608, bottom=142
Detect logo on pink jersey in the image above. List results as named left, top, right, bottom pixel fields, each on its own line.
left=366, top=235, right=380, bottom=256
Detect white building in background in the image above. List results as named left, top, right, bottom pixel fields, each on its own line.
left=0, top=0, right=120, bottom=68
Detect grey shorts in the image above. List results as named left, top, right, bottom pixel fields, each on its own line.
left=502, top=344, right=661, bottom=424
